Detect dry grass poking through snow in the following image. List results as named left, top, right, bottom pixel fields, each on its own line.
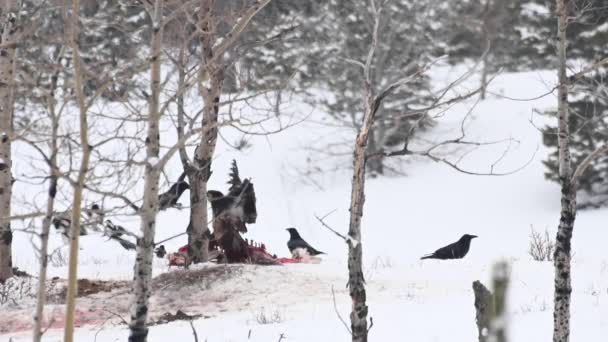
left=152, top=264, right=244, bottom=293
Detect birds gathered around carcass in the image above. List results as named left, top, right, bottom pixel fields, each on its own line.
left=421, top=234, right=478, bottom=260
left=206, top=160, right=259, bottom=263
left=286, top=227, right=325, bottom=259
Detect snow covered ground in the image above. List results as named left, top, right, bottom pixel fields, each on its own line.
left=3, top=69, right=608, bottom=341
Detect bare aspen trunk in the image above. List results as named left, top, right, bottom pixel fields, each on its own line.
left=188, top=0, right=223, bottom=263
left=128, top=1, right=163, bottom=341
left=63, top=0, right=92, bottom=340
left=553, top=1, right=575, bottom=341
left=33, top=91, right=60, bottom=342
left=0, top=0, right=18, bottom=284
left=347, top=91, right=379, bottom=342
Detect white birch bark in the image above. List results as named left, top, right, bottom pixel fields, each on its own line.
left=128, top=1, right=163, bottom=341
left=0, top=0, right=18, bottom=284
left=553, top=1, right=575, bottom=341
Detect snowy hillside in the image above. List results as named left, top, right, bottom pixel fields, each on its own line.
left=3, top=69, right=608, bottom=341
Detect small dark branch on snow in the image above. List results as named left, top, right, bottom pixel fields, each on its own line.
left=277, top=333, right=286, bottom=342
left=368, top=317, right=374, bottom=332
left=332, top=285, right=352, bottom=335
left=189, top=320, right=199, bottom=342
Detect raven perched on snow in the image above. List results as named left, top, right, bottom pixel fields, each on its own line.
left=286, top=227, right=325, bottom=257
left=421, top=234, right=477, bottom=260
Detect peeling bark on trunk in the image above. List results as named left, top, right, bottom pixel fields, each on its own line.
left=553, top=1, right=575, bottom=341
left=347, top=91, right=379, bottom=342
left=128, top=1, right=163, bottom=341
left=0, top=1, right=18, bottom=284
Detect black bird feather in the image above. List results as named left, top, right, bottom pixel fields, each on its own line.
left=158, top=172, right=190, bottom=211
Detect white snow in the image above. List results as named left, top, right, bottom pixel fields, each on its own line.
left=147, top=157, right=160, bottom=167
left=3, top=67, right=608, bottom=341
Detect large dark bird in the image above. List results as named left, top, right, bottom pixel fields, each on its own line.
left=207, top=160, right=258, bottom=263
left=158, top=172, right=190, bottom=211
left=208, top=160, right=257, bottom=233
left=421, top=234, right=478, bottom=260
left=286, top=227, right=325, bottom=257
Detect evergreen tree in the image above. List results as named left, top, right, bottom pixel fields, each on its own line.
left=311, top=0, right=441, bottom=175
left=533, top=0, right=608, bottom=206
left=17, top=0, right=147, bottom=112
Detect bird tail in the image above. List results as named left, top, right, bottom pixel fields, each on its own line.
left=420, top=254, right=433, bottom=260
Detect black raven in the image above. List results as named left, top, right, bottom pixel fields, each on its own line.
left=286, top=227, right=325, bottom=257
left=158, top=180, right=190, bottom=211
left=421, top=234, right=478, bottom=260
left=154, top=245, right=167, bottom=258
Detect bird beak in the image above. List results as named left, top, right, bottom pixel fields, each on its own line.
left=472, top=235, right=478, bottom=239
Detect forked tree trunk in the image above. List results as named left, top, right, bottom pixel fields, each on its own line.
left=553, top=1, right=575, bottom=341
left=187, top=0, right=223, bottom=263
left=63, top=0, right=92, bottom=340
left=128, top=1, right=164, bottom=341
left=0, top=0, right=18, bottom=284
left=186, top=0, right=270, bottom=262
